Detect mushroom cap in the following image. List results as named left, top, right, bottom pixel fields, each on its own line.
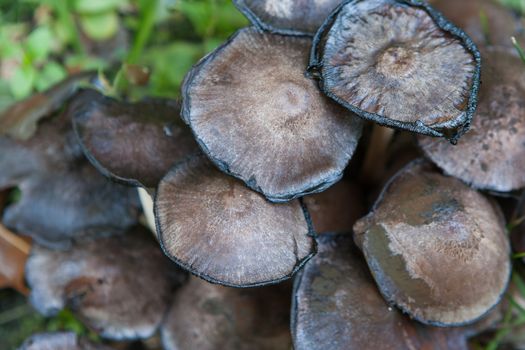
left=430, top=0, right=525, bottom=48
left=353, top=160, right=511, bottom=326
left=70, top=89, right=199, bottom=188
left=233, top=0, right=342, bottom=36
left=419, top=47, right=525, bottom=193
left=155, top=154, right=316, bottom=287
left=18, top=332, right=111, bottom=350
left=292, top=233, right=472, bottom=350
left=26, top=226, right=185, bottom=340
left=161, top=277, right=291, bottom=350
left=0, top=113, right=140, bottom=248
left=182, top=27, right=363, bottom=202
left=310, top=0, right=481, bottom=140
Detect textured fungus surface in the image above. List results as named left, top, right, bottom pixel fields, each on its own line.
left=353, top=161, right=510, bottom=326
left=310, top=0, right=480, bottom=139
left=155, top=155, right=316, bottom=287
left=26, top=226, right=185, bottom=340
left=18, top=332, right=111, bottom=350
left=162, top=277, right=291, bottom=350
left=419, top=48, right=525, bottom=192
left=70, top=89, right=198, bottom=188
left=182, top=27, right=363, bottom=202
left=233, top=0, right=342, bottom=35
left=292, top=234, right=473, bottom=350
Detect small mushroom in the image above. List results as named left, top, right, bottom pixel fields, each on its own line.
left=309, top=0, right=481, bottom=140
left=69, top=89, right=199, bottom=188
left=419, top=47, right=525, bottom=193
left=161, top=277, right=291, bottom=350
left=18, top=332, right=111, bottom=350
left=292, top=233, right=478, bottom=350
left=233, top=0, right=342, bottom=36
left=353, top=160, right=511, bottom=326
left=0, top=112, right=140, bottom=248
left=26, top=226, right=186, bottom=340
left=182, top=27, right=363, bottom=202
left=155, top=154, right=316, bottom=287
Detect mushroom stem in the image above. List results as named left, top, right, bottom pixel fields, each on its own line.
left=137, top=187, right=157, bottom=237
left=360, top=125, right=395, bottom=185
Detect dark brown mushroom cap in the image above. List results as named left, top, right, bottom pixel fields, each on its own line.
left=0, top=113, right=140, bottom=248
left=18, top=332, right=111, bottom=350
left=182, top=27, right=363, bottom=202
left=161, top=277, right=291, bottom=350
left=430, top=0, right=525, bottom=48
left=353, top=160, right=511, bottom=326
left=155, top=154, right=316, bottom=287
left=70, top=89, right=199, bottom=188
left=26, top=226, right=186, bottom=340
left=0, top=71, right=96, bottom=141
left=292, top=233, right=472, bottom=350
left=310, top=0, right=481, bottom=140
left=233, top=0, right=341, bottom=36
left=418, top=47, right=525, bottom=193
left=303, top=180, right=365, bottom=234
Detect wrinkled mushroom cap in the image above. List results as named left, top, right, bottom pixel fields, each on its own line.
left=155, top=154, right=316, bottom=287
left=310, top=0, right=480, bottom=139
left=182, top=27, right=363, bottom=202
left=162, top=277, right=291, bottom=350
left=353, top=160, right=511, bottom=326
left=292, top=233, right=472, bottom=350
left=70, top=89, right=198, bottom=188
left=233, top=0, right=342, bottom=36
left=26, top=226, right=185, bottom=340
left=419, top=47, right=525, bottom=193
left=18, top=332, right=111, bottom=350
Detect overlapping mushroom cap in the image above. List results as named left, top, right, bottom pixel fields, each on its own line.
left=353, top=160, right=510, bottom=326
left=182, top=27, right=363, bottom=202
left=233, top=0, right=342, bottom=36
left=419, top=47, right=525, bottom=192
left=155, top=155, right=316, bottom=287
left=310, top=0, right=480, bottom=140
left=162, top=277, right=291, bottom=350
left=69, top=89, right=198, bottom=188
left=26, top=226, right=185, bottom=340
left=18, top=332, right=111, bottom=350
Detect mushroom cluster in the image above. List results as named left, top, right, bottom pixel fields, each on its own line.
left=3, top=0, right=525, bottom=348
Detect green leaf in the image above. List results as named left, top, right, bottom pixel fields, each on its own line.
left=34, top=61, right=67, bottom=91
left=25, top=26, right=54, bottom=62
left=73, top=0, right=127, bottom=14
left=79, top=12, right=119, bottom=41
left=9, top=65, right=36, bottom=99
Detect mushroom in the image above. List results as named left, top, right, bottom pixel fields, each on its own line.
left=182, top=27, right=363, bottom=202
left=69, top=88, right=199, bottom=188
left=161, top=276, right=291, bottom=350
left=155, top=154, right=316, bottom=287
left=26, top=225, right=186, bottom=340
left=0, top=110, right=140, bottom=248
left=233, top=0, right=342, bottom=36
left=18, top=332, right=112, bottom=350
left=309, top=0, right=481, bottom=141
left=353, top=160, right=510, bottom=326
left=292, top=233, right=485, bottom=350
left=0, top=71, right=96, bottom=141
left=419, top=47, right=525, bottom=193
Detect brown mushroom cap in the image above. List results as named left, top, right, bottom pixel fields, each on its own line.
left=155, top=154, right=316, bottom=287
left=310, top=0, right=480, bottom=139
left=182, top=27, right=363, bottom=202
left=292, top=233, right=473, bottom=350
left=0, top=112, right=140, bottom=248
left=26, top=226, right=186, bottom=340
left=69, top=89, right=199, bottom=188
left=233, top=0, right=341, bottom=36
left=18, top=332, right=111, bottom=350
left=419, top=47, right=525, bottom=193
left=161, top=277, right=291, bottom=350
left=430, top=0, right=525, bottom=47
left=353, top=160, right=511, bottom=326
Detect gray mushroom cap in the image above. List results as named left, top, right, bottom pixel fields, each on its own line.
left=353, top=160, right=511, bottom=326
left=18, top=332, right=111, bottom=350
left=26, top=226, right=186, bottom=340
